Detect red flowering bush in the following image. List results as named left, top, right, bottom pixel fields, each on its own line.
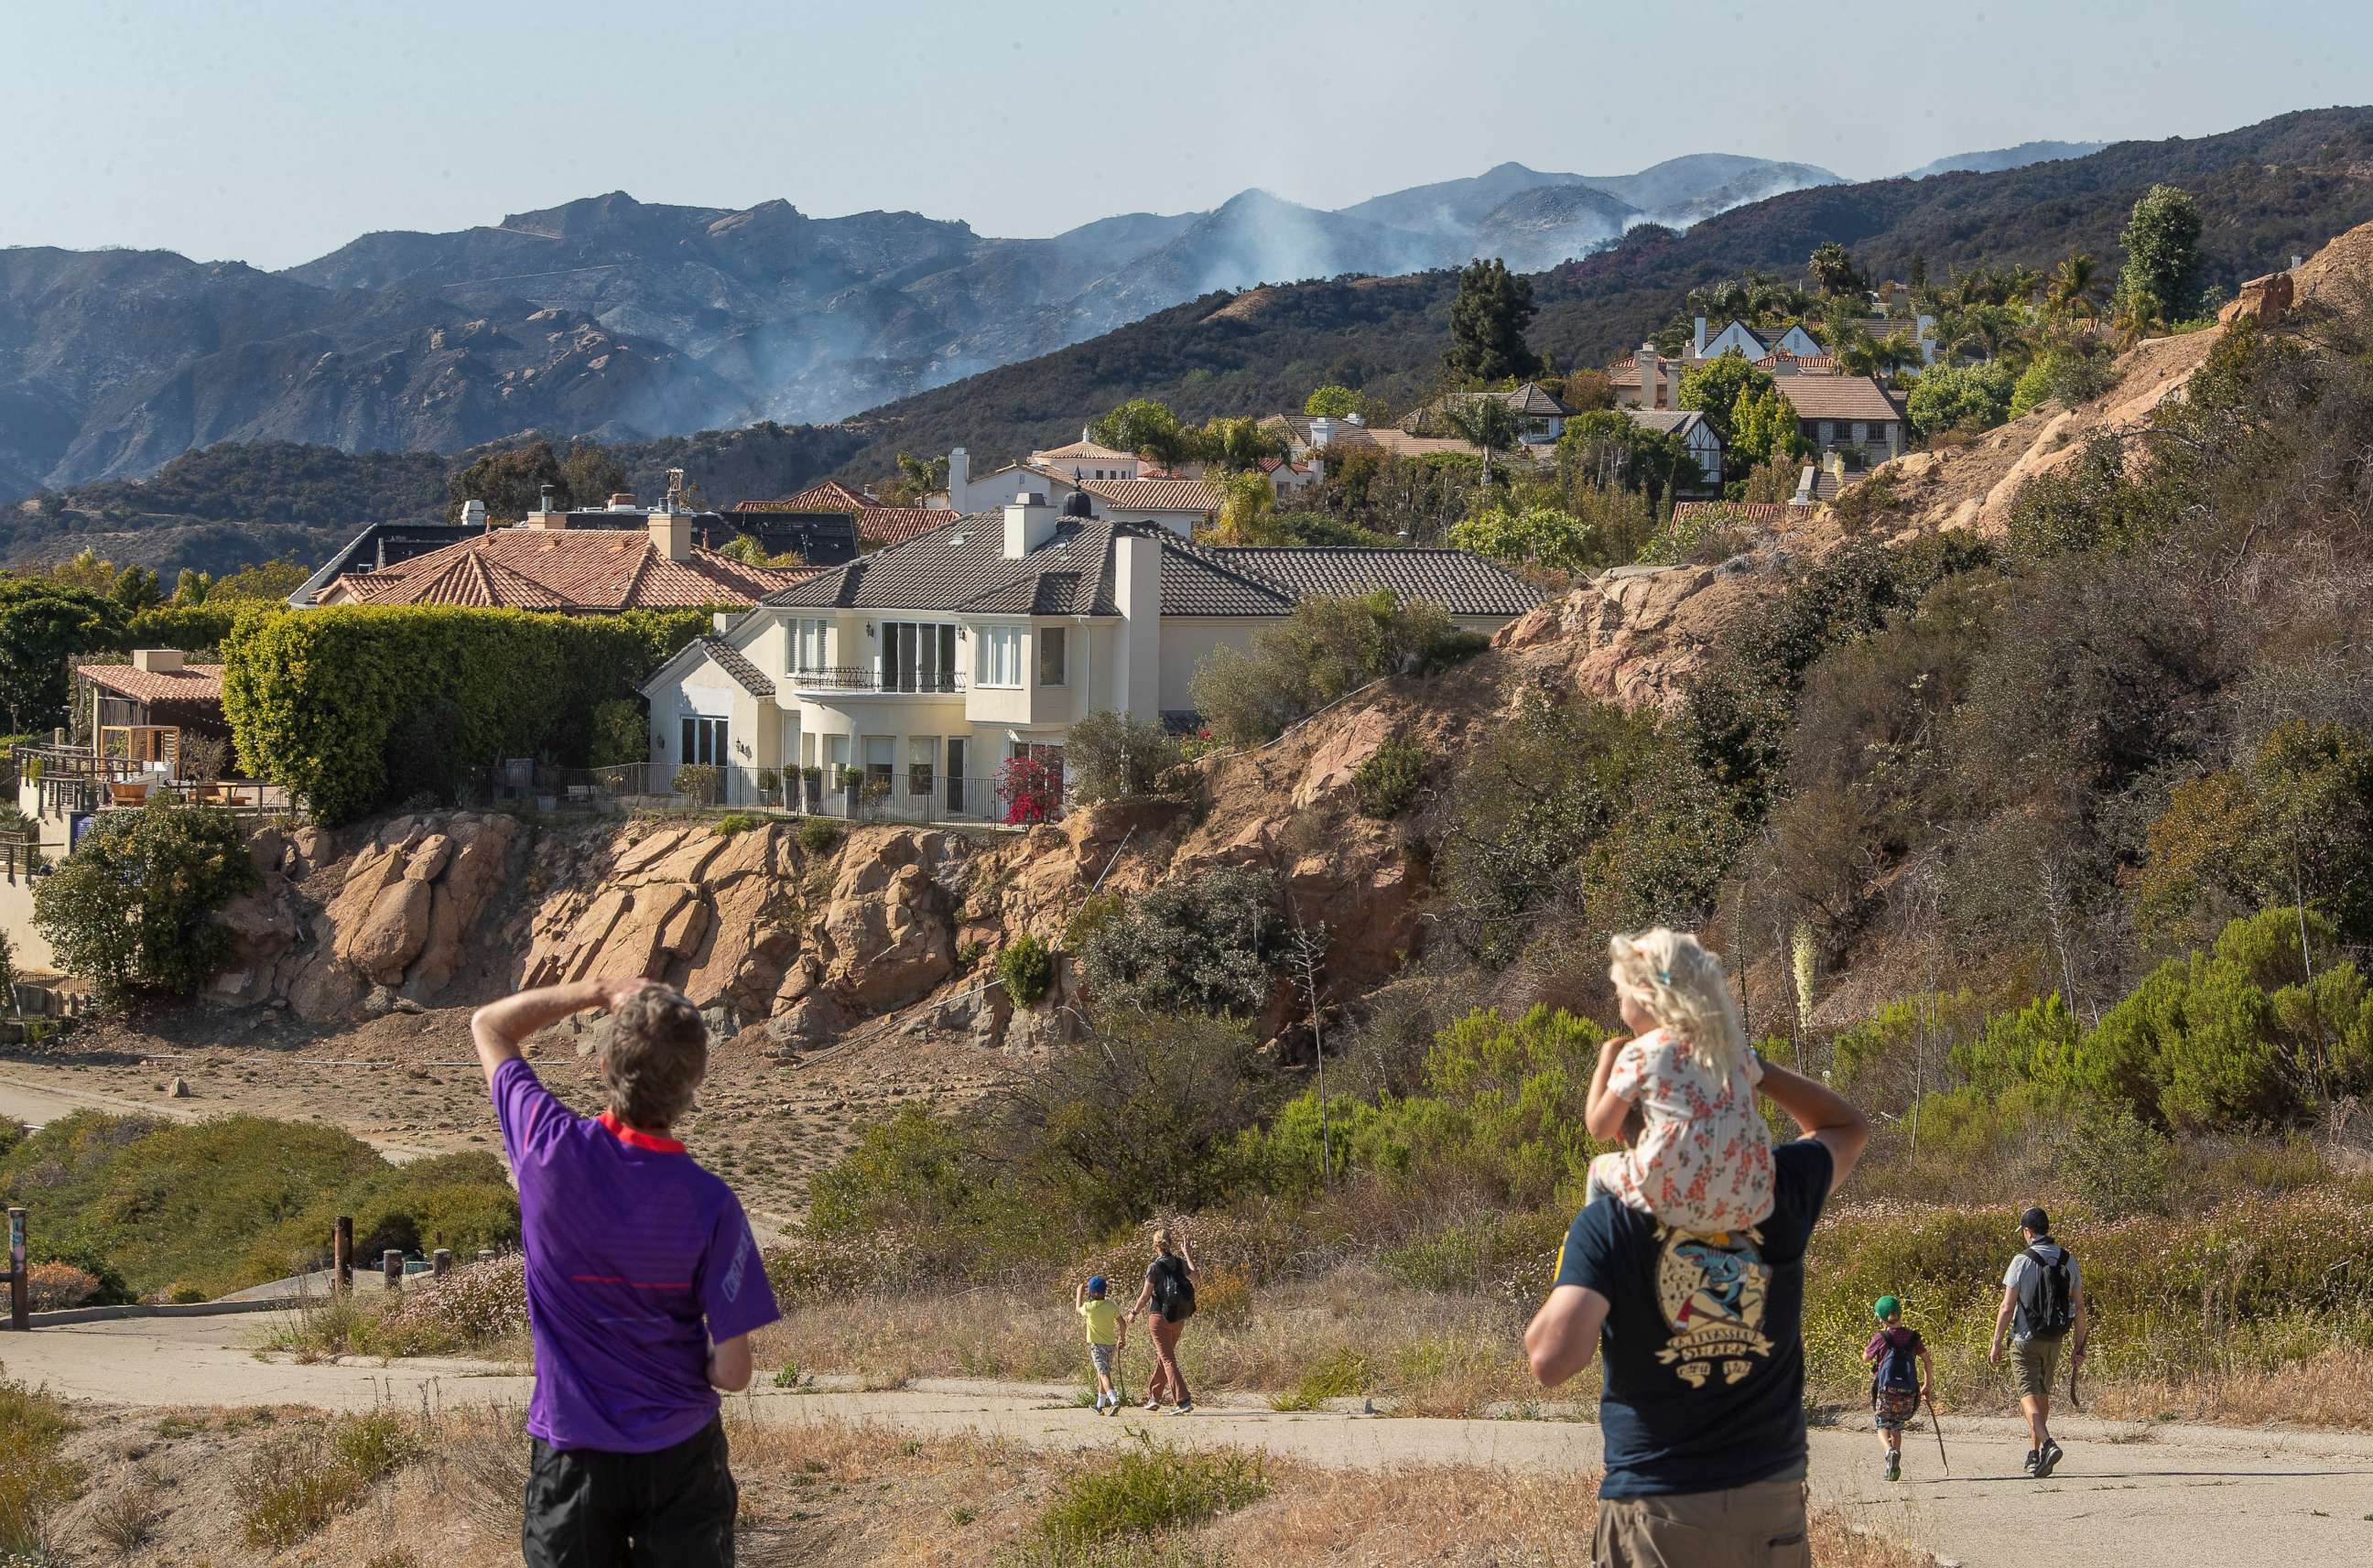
left=1000, top=755, right=1065, bottom=825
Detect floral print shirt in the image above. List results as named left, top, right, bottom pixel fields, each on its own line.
left=1593, top=1026, right=1774, bottom=1233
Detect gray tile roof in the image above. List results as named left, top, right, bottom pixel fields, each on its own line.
left=762, top=514, right=1542, bottom=621
left=697, top=635, right=775, bottom=697
left=1623, top=408, right=1713, bottom=438
left=1208, top=547, right=1548, bottom=618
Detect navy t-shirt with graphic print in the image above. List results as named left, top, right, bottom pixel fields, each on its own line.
left=1553, top=1137, right=1834, bottom=1498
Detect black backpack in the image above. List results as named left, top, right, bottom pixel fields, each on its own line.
left=2021, top=1245, right=2075, bottom=1339
left=1154, top=1258, right=1197, bottom=1323
left=1874, top=1329, right=1922, bottom=1398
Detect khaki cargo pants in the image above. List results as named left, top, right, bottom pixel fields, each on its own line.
left=1594, top=1475, right=1809, bottom=1568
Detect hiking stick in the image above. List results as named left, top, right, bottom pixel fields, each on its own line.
left=1924, top=1391, right=1950, bottom=1476
left=2068, top=1346, right=2082, bottom=1412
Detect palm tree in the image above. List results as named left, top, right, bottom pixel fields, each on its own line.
left=1440, top=395, right=1522, bottom=482
left=2050, top=254, right=2106, bottom=320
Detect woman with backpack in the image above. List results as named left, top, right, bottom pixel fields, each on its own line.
left=1126, top=1227, right=1198, bottom=1414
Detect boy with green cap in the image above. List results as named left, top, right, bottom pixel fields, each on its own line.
left=1862, top=1295, right=1933, bottom=1482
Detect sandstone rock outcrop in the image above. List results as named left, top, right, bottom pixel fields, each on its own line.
left=2219, top=270, right=2293, bottom=327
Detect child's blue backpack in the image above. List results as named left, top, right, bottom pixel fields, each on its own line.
left=1874, top=1327, right=1921, bottom=1398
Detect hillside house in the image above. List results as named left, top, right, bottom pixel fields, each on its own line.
left=639, top=491, right=1544, bottom=817
left=1407, top=383, right=1574, bottom=443
left=1772, top=375, right=1905, bottom=462
left=1619, top=408, right=1723, bottom=488
left=303, top=497, right=816, bottom=611
left=1614, top=314, right=1938, bottom=409
left=926, top=448, right=1220, bottom=533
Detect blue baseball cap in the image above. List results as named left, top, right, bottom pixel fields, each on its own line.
left=1087, top=1275, right=1108, bottom=1293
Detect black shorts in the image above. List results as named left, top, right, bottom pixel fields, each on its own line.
left=523, top=1416, right=737, bottom=1568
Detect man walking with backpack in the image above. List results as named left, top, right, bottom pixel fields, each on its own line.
left=1989, top=1206, right=2086, bottom=1477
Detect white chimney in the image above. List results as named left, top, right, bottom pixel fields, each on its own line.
left=1693, top=316, right=1707, bottom=358
left=1003, top=491, right=1056, bottom=559
left=461, top=499, right=488, bottom=532
left=131, top=648, right=186, bottom=674
left=712, top=611, right=732, bottom=634
left=1792, top=465, right=1816, bottom=506
left=648, top=501, right=695, bottom=563
left=1344, top=410, right=1365, bottom=427
left=946, top=447, right=970, bottom=505
left=1308, top=416, right=1335, bottom=450
left=1112, top=533, right=1162, bottom=721
left=1638, top=343, right=1662, bottom=409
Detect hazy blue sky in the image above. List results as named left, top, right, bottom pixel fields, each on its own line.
left=6, top=0, right=2368, bottom=268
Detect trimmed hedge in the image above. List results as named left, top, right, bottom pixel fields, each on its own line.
left=222, top=605, right=707, bottom=824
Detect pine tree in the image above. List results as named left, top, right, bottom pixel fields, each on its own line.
left=1443, top=258, right=1541, bottom=384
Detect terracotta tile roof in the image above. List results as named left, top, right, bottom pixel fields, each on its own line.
left=692, top=636, right=775, bottom=697
left=322, top=528, right=815, bottom=611
left=1671, top=501, right=1793, bottom=529
left=1076, top=477, right=1220, bottom=513
left=1032, top=438, right=1135, bottom=462
left=1209, top=547, right=1547, bottom=619
left=1774, top=375, right=1904, bottom=424
left=74, top=662, right=225, bottom=704
left=732, top=480, right=878, bottom=514
left=854, top=507, right=944, bottom=548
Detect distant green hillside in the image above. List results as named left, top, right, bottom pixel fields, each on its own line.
left=828, top=105, right=2373, bottom=478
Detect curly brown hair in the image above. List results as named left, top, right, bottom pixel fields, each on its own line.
left=601, top=985, right=710, bottom=1130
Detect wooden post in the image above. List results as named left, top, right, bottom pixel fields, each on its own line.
left=432, top=1249, right=452, bottom=1280
left=383, top=1249, right=402, bottom=1291
left=333, top=1215, right=353, bottom=1297
left=7, top=1207, right=26, bottom=1332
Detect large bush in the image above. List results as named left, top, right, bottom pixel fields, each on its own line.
left=0, top=1110, right=517, bottom=1299
left=1065, top=709, right=1182, bottom=803
left=1078, top=864, right=1282, bottom=1017
left=1188, top=591, right=1486, bottom=747
left=33, top=800, right=260, bottom=999
left=1905, top=362, right=2018, bottom=437
left=222, top=604, right=706, bottom=823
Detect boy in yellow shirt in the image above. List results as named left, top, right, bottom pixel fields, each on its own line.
left=1076, top=1275, right=1126, bottom=1415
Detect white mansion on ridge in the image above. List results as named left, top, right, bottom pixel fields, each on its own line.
left=641, top=488, right=1544, bottom=816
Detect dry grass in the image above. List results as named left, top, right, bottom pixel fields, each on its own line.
left=2075, top=1348, right=2373, bottom=1430
left=759, top=1268, right=1566, bottom=1419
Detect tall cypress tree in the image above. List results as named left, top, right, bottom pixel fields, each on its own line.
left=1444, top=258, right=1541, bottom=384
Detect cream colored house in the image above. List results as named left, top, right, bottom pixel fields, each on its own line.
left=641, top=491, right=1544, bottom=819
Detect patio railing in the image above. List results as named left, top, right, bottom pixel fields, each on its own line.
left=484, top=760, right=1061, bottom=827
left=786, top=665, right=966, bottom=695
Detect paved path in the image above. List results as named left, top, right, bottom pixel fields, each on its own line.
left=5, top=1316, right=2371, bottom=1568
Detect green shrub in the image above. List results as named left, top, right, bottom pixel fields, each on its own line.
left=1906, top=361, right=2017, bottom=437
left=590, top=697, right=647, bottom=767
left=672, top=763, right=722, bottom=804
left=221, top=604, right=705, bottom=825
left=996, top=933, right=1054, bottom=1007
left=1268, top=1346, right=1369, bottom=1411
left=1189, top=590, right=1485, bottom=747
left=1067, top=710, right=1183, bottom=804
left=711, top=812, right=765, bottom=837
left=1036, top=1440, right=1267, bottom=1554
left=797, top=818, right=842, bottom=856
left=32, top=801, right=260, bottom=999
left=1078, top=864, right=1281, bottom=1016
left=1352, top=734, right=1426, bottom=818
left=0, top=1113, right=517, bottom=1299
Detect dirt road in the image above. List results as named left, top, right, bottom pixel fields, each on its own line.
left=5, top=1315, right=2368, bottom=1568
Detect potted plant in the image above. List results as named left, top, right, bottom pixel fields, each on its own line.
left=802, top=765, right=824, bottom=811
left=756, top=768, right=781, bottom=807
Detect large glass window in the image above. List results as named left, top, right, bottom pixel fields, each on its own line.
left=791, top=618, right=829, bottom=674
left=1037, top=626, right=1067, bottom=687
left=977, top=626, right=1024, bottom=687
left=826, top=734, right=851, bottom=788
left=679, top=715, right=728, bottom=766
left=908, top=736, right=937, bottom=796
left=878, top=621, right=958, bottom=692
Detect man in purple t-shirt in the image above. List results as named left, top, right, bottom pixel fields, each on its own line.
left=472, top=976, right=782, bottom=1566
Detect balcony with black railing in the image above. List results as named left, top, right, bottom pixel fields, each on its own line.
left=787, top=665, right=966, bottom=695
